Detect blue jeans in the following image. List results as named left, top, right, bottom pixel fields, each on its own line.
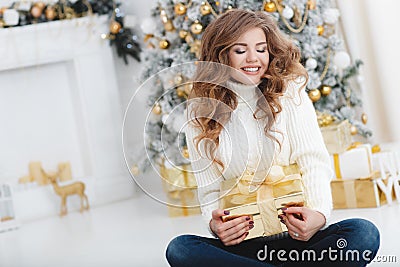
left=166, top=218, right=380, bottom=267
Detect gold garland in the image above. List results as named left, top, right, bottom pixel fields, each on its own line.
left=319, top=47, right=331, bottom=82
left=269, top=0, right=310, bottom=34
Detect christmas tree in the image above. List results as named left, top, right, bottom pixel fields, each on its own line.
left=132, top=0, right=371, bottom=173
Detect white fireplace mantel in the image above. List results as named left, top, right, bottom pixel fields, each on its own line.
left=0, top=15, right=135, bottom=222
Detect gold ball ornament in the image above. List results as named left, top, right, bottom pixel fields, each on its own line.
left=35, top=2, right=46, bottom=10
left=45, top=6, right=57, bottom=20
left=152, top=103, right=162, bottom=115
left=320, top=85, right=332, bottom=96
left=361, top=113, right=368, bottom=124
left=176, top=87, right=186, bottom=98
left=159, top=39, right=170, bottom=49
left=30, top=5, right=43, bottom=18
left=264, top=1, right=277, bottom=12
left=110, top=21, right=122, bottom=34
left=350, top=125, right=358, bottom=135
left=182, top=147, right=190, bottom=159
left=200, top=2, right=211, bottom=15
left=317, top=25, right=324, bottom=36
left=179, top=30, right=188, bottom=39
left=308, top=89, right=321, bottom=102
left=174, top=3, right=187, bottom=15
left=164, top=20, right=175, bottom=31
left=307, top=0, right=316, bottom=10
left=191, top=21, right=203, bottom=35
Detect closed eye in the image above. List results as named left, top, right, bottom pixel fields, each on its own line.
left=234, top=50, right=246, bottom=54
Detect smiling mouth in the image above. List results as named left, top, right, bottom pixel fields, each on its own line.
left=241, top=67, right=260, bottom=73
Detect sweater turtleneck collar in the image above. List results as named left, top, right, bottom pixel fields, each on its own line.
left=226, top=80, right=259, bottom=104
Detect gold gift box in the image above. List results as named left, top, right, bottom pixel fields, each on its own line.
left=166, top=189, right=201, bottom=217
left=220, top=165, right=305, bottom=240
left=331, top=177, right=388, bottom=209
left=320, top=120, right=352, bottom=154
left=160, top=163, right=201, bottom=217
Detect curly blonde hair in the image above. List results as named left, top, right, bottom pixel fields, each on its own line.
left=188, top=9, right=308, bottom=169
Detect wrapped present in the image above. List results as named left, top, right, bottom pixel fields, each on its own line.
left=320, top=120, right=352, bottom=154
left=331, top=176, right=389, bottom=209
left=160, top=163, right=201, bottom=217
left=220, top=165, right=306, bottom=240
left=330, top=143, right=373, bottom=180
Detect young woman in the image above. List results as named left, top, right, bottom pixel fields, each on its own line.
left=166, top=9, right=379, bottom=267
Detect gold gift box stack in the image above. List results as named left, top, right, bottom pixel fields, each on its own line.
left=219, top=165, right=305, bottom=240
left=160, top=164, right=201, bottom=217
left=328, top=139, right=389, bottom=208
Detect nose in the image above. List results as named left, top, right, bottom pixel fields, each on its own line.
left=246, top=49, right=258, bottom=63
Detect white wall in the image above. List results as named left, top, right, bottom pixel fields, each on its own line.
left=337, top=0, right=400, bottom=144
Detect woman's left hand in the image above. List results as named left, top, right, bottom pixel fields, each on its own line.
left=279, top=207, right=326, bottom=241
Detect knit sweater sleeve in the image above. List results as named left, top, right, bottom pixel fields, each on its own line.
left=184, top=121, right=224, bottom=237
left=284, top=81, right=333, bottom=225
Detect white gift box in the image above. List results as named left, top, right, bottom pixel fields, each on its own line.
left=330, top=144, right=373, bottom=179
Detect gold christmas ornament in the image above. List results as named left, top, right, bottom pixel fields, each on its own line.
left=317, top=25, right=324, bottom=36
left=110, top=21, right=122, bottom=34
left=320, top=85, right=332, bottom=96
left=307, top=0, right=316, bottom=10
left=164, top=20, right=175, bottom=31
left=308, top=89, right=321, bottom=102
left=159, top=39, right=170, bottom=49
left=200, top=2, right=211, bottom=15
left=361, top=113, right=368, bottom=124
left=264, top=1, right=277, bottom=12
left=30, top=5, right=43, bottom=18
left=35, top=2, right=46, bottom=11
left=45, top=6, right=57, bottom=20
left=174, top=3, right=187, bottom=15
left=152, top=103, right=162, bottom=115
left=182, top=147, right=190, bottom=159
left=179, top=30, right=188, bottom=39
left=176, top=87, right=186, bottom=98
left=191, top=20, right=203, bottom=34
left=350, top=125, right=358, bottom=135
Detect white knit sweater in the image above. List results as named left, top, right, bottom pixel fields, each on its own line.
left=185, top=79, right=333, bottom=236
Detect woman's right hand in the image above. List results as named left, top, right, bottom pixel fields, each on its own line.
left=209, top=209, right=254, bottom=246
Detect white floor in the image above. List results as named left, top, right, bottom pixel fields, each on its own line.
left=1, top=192, right=399, bottom=267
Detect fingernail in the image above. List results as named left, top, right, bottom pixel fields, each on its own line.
left=281, top=208, right=287, bottom=211
left=246, top=216, right=250, bottom=220
left=245, top=232, right=249, bottom=236
left=249, top=224, right=254, bottom=229
left=224, top=210, right=230, bottom=215
left=249, top=220, right=254, bottom=225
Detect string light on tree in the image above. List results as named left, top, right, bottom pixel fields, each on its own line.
left=317, top=25, right=324, bottom=36
left=110, top=21, right=122, bottom=34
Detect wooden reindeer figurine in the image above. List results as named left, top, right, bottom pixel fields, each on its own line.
left=45, top=169, right=90, bottom=216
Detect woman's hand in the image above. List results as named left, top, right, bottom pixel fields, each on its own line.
left=280, top=207, right=326, bottom=241
left=209, top=209, right=254, bottom=246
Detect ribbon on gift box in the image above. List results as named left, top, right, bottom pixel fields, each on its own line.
left=220, top=164, right=304, bottom=236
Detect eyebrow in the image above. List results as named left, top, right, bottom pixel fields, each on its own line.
left=233, top=42, right=267, bottom=46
